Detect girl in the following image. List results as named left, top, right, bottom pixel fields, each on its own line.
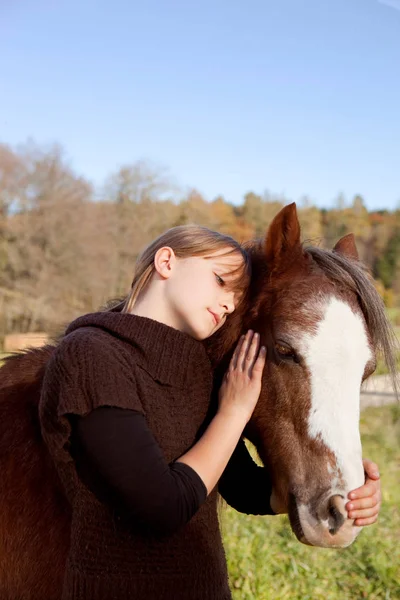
left=39, top=225, right=381, bottom=600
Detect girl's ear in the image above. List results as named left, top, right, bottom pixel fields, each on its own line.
left=154, top=247, right=176, bottom=279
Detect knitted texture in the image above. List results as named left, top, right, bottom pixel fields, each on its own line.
left=39, top=312, right=231, bottom=600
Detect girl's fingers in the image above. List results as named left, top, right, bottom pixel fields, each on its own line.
left=362, top=459, right=380, bottom=479
left=354, top=516, right=378, bottom=527
left=230, top=335, right=245, bottom=370
left=241, top=332, right=259, bottom=372
left=348, top=481, right=379, bottom=500
left=346, top=495, right=379, bottom=512
left=348, top=505, right=380, bottom=520
left=237, top=330, right=254, bottom=370
left=229, top=331, right=265, bottom=375
left=251, top=346, right=267, bottom=377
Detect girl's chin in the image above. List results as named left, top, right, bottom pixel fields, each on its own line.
left=193, top=324, right=214, bottom=341
left=186, top=314, right=219, bottom=340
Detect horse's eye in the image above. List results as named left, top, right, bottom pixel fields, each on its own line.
left=275, top=343, right=297, bottom=361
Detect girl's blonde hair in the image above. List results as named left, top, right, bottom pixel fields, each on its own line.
left=121, top=224, right=251, bottom=314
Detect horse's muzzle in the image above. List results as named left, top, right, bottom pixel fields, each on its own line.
left=289, top=492, right=362, bottom=548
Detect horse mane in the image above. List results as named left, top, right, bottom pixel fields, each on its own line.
left=305, top=245, right=400, bottom=398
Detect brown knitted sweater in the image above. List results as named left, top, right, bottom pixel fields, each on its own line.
left=39, top=312, right=232, bottom=600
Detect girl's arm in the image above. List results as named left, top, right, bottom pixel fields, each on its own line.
left=70, top=407, right=208, bottom=537
left=176, top=330, right=266, bottom=493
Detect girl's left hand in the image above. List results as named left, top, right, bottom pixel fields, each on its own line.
left=345, top=459, right=381, bottom=526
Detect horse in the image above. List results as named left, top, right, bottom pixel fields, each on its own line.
left=0, top=202, right=398, bottom=599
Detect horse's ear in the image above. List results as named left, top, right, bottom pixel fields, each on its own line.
left=265, top=202, right=301, bottom=265
left=333, top=233, right=359, bottom=261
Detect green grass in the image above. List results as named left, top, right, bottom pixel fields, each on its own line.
left=221, top=405, right=400, bottom=600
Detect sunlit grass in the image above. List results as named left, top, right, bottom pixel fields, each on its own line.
left=221, top=405, right=400, bottom=600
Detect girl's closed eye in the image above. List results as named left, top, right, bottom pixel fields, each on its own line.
left=215, top=273, right=225, bottom=286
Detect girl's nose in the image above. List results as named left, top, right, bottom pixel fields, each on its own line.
left=221, top=293, right=235, bottom=315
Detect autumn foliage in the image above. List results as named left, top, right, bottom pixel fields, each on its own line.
left=1, top=141, right=399, bottom=340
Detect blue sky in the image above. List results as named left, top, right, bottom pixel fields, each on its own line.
left=1, top=0, right=400, bottom=209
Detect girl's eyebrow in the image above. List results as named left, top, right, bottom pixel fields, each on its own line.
left=212, top=259, right=243, bottom=273
left=214, top=268, right=237, bottom=278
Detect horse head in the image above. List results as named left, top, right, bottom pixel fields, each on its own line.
left=211, top=202, right=397, bottom=549
left=241, top=202, right=399, bottom=548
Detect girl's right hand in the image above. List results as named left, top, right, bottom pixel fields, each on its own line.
left=218, top=330, right=266, bottom=424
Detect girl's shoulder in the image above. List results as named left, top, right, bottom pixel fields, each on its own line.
left=44, top=325, right=140, bottom=396
left=55, top=325, right=130, bottom=364
left=40, top=326, right=144, bottom=430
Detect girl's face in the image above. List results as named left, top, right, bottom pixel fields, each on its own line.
left=164, top=248, right=245, bottom=341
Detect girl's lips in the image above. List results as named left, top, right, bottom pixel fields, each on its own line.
left=208, top=310, right=220, bottom=325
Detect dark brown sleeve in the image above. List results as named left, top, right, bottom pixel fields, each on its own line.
left=68, top=406, right=208, bottom=537
left=218, top=438, right=275, bottom=515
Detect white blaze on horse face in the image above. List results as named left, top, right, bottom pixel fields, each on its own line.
left=300, top=296, right=372, bottom=495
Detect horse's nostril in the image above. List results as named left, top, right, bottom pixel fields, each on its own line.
left=327, top=495, right=346, bottom=535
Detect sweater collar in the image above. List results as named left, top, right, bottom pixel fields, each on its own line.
left=65, top=311, right=212, bottom=388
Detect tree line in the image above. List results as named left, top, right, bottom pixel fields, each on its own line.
left=1, top=141, right=399, bottom=338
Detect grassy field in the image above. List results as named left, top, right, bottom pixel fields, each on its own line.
left=221, top=405, right=400, bottom=600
